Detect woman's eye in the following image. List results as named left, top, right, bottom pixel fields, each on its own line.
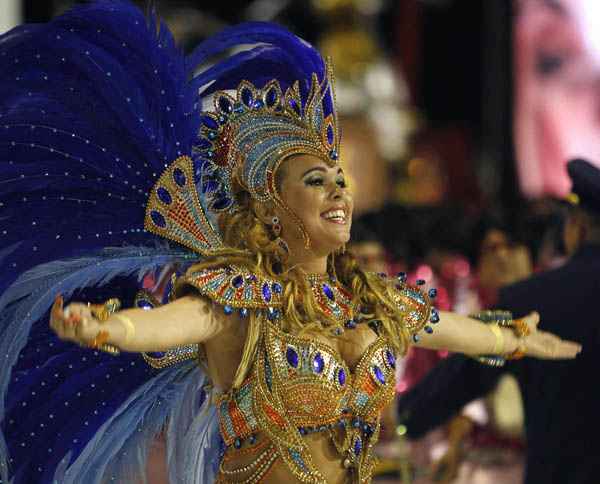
left=305, top=177, right=324, bottom=186
left=336, top=177, right=347, bottom=188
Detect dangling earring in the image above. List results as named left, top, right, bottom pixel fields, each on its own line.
left=271, top=216, right=290, bottom=255
left=271, top=216, right=281, bottom=237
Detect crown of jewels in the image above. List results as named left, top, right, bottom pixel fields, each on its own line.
left=144, top=61, right=340, bottom=255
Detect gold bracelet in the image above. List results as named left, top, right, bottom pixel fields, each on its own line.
left=112, top=313, right=136, bottom=345
left=488, top=323, right=504, bottom=354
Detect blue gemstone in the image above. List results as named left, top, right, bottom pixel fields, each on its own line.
left=271, top=282, right=283, bottom=294
left=202, top=179, right=219, bottom=193
left=326, top=124, right=334, bottom=145
left=416, top=279, right=425, bottom=285
left=249, top=435, right=256, bottom=444
left=354, top=437, right=363, bottom=455
left=173, top=168, right=186, bottom=187
left=373, top=365, right=385, bottom=384
left=253, top=99, right=264, bottom=109
left=286, top=346, right=299, bottom=368
left=262, top=282, right=272, bottom=302
left=200, top=114, right=218, bottom=130
left=377, top=272, right=387, bottom=278
left=338, top=419, right=346, bottom=428
left=223, top=305, right=233, bottom=315
left=239, top=308, right=249, bottom=318
left=332, top=327, right=343, bottom=336
left=413, top=334, right=420, bottom=343
left=428, top=288, right=437, bottom=298
left=288, top=98, right=301, bottom=115
left=146, top=351, right=165, bottom=358
left=136, top=299, right=154, bottom=309
left=352, top=417, right=361, bottom=428
left=265, top=88, right=278, bottom=107
left=241, top=87, right=254, bottom=107
left=424, top=325, right=434, bottom=334
left=212, top=197, right=232, bottom=210
left=207, top=131, right=217, bottom=140
left=344, top=319, right=356, bottom=329
left=267, top=307, right=277, bottom=320
left=156, top=186, right=172, bottom=205
left=233, top=103, right=245, bottom=114
left=150, top=210, right=166, bottom=228
left=338, top=368, right=346, bottom=386
left=233, top=438, right=241, bottom=449
left=329, top=149, right=338, bottom=160
left=322, top=283, right=335, bottom=301
left=397, top=272, right=407, bottom=283
left=218, top=115, right=227, bottom=124
left=385, top=350, right=396, bottom=369
left=299, top=427, right=307, bottom=435
left=218, top=96, right=233, bottom=113
left=430, top=309, right=440, bottom=323
left=232, top=275, right=244, bottom=288
left=312, top=352, right=324, bottom=373
left=363, top=424, right=373, bottom=437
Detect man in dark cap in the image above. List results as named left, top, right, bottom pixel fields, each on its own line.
left=397, top=158, right=600, bottom=484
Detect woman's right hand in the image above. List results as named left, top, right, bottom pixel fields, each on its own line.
left=49, top=295, right=106, bottom=347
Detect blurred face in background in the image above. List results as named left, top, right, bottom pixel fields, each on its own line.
left=515, top=0, right=600, bottom=197
left=477, top=229, right=533, bottom=290
left=349, top=240, right=388, bottom=274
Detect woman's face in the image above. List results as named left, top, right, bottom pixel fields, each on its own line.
left=276, top=154, right=353, bottom=257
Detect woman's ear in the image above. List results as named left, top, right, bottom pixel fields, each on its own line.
left=251, top=199, right=275, bottom=226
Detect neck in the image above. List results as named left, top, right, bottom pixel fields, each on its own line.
left=286, top=252, right=329, bottom=275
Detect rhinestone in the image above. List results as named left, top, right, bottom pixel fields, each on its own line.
left=372, top=365, right=385, bottom=384
left=337, top=368, right=346, bottom=386
left=322, top=283, right=335, bottom=301
left=312, top=353, right=324, bottom=374
left=286, top=347, right=299, bottom=368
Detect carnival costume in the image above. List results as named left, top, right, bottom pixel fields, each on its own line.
left=0, top=2, right=449, bottom=482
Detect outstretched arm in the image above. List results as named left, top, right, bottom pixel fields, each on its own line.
left=412, top=310, right=581, bottom=359
left=50, top=295, right=235, bottom=352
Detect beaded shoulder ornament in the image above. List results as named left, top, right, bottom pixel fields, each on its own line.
left=144, top=61, right=340, bottom=253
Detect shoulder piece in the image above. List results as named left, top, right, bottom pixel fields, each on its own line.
left=175, top=265, right=284, bottom=309
left=388, top=280, right=433, bottom=335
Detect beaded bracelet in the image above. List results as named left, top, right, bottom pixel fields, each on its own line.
left=470, top=310, right=528, bottom=366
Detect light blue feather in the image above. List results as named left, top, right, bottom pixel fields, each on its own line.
left=0, top=244, right=200, bottom=482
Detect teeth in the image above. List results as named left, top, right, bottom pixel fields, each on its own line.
left=323, top=209, right=346, bottom=220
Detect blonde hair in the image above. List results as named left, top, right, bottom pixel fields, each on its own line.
left=191, top=173, right=410, bottom=388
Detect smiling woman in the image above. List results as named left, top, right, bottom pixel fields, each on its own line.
left=0, top=2, right=582, bottom=484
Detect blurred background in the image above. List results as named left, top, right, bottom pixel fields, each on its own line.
left=3, top=0, right=599, bottom=482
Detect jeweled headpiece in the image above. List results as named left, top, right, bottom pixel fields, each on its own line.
left=144, top=26, right=340, bottom=255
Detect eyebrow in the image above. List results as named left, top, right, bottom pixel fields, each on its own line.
left=301, top=166, right=344, bottom=178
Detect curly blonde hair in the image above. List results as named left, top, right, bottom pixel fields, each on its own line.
left=191, top=166, right=411, bottom=387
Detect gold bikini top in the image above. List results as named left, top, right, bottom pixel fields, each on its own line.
left=165, top=264, right=434, bottom=483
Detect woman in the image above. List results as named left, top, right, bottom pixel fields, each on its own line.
left=0, top=2, right=579, bottom=483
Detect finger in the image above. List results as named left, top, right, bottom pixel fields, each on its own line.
left=68, top=302, right=93, bottom=320
left=50, top=295, right=64, bottom=330
left=523, top=311, right=540, bottom=330
left=552, top=340, right=582, bottom=359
